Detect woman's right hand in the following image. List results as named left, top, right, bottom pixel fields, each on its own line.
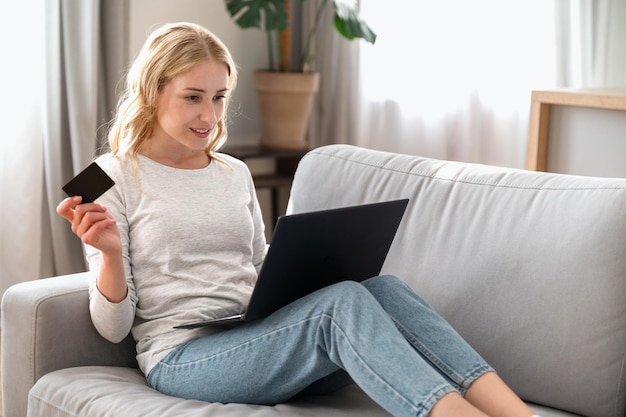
left=56, top=196, right=121, bottom=256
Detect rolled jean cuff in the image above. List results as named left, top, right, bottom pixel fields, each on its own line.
left=458, top=365, right=496, bottom=396
left=417, top=384, right=459, bottom=417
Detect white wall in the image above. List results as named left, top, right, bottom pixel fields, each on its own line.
left=129, top=0, right=267, bottom=146
left=547, top=106, right=626, bottom=177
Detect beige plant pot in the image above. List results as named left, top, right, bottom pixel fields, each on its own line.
left=254, top=70, right=320, bottom=150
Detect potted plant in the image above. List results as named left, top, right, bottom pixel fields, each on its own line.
left=224, top=0, right=376, bottom=150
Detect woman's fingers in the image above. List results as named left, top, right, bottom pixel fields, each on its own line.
left=80, top=218, right=118, bottom=250
left=56, top=196, right=82, bottom=222
left=56, top=197, right=109, bottom=235
left=56, top=197, right=120, bottom=253
left=71, top=203, right=108, bottom=233
left=73, top=209, right=111, bottom=236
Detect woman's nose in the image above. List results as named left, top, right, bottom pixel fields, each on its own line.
left=200, top=103, right=217, bottom=123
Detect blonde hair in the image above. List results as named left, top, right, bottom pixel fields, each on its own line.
left=108, top=22, right=238, bottom=162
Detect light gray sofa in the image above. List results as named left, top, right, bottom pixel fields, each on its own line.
left=3, top=144, right=626, bottom=417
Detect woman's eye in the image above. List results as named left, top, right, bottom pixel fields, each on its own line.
left=187, top=95, right=200, bottom=102
left=214, top=95, right=226, bottom=101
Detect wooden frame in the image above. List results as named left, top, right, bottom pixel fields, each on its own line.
left=526, top=88, right=626, bottom=171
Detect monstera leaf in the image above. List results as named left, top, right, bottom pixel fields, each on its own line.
left=333, top=0, right=376, bottom=43
left=224, top=0, right=288, bottom=32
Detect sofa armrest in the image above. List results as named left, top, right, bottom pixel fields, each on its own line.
left=1, top=272, right=137, bottom=417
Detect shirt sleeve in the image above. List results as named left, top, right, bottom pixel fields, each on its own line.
left=246, top=167, right=268, bottom=275
left=88, top=280, right=135, bottom=343
left=85, top=156, right=137, bottom=343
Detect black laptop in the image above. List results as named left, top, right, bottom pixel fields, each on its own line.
left=175, top=198, right=409, bottom=329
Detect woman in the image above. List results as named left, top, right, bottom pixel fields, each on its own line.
left=57, top=22, right=539, bottom=417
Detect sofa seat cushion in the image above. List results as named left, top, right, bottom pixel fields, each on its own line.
left=27, top=367, right=582, bottom=417
left=28, top=366, right=390, bottom=417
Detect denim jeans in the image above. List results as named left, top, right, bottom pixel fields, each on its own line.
left=148, top=275, right=493, bottom=417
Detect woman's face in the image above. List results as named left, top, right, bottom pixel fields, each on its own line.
left=151, top=59, right=230, bottom=156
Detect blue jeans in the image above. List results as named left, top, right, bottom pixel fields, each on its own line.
left=148, top=275, right=493, bottom=417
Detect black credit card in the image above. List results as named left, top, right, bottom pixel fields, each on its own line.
left=62, top=162, right=115, bottom=203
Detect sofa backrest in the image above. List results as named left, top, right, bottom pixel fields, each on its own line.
left=288, top=144, right=626, bottom=417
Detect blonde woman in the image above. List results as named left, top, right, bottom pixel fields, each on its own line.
left=57, top=22, right=538, bottom=417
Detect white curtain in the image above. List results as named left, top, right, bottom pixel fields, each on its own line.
left=308, top=0, right=625, bottom=169
left=305, top=1, right=362, bottom=149
left=0, top=0, right=46, bottom=300
left=0, top=0, right=128, bottom=300
left=592, top=0, right=626, bottom=86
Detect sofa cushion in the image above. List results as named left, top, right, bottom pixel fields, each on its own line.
left=28, top=367, right=390, bottom=417
left=28, top=367, right=581, bottom=417
left=288, top=145, right=626, bottom=417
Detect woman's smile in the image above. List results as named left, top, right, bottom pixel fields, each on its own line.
left=190, top=127, right=211, bottom=138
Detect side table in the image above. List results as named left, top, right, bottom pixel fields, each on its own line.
left=526, top=88, right=626, bottom=173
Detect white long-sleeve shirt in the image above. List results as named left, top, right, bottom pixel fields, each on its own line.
left=86, top=152, right=266, bottom=376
